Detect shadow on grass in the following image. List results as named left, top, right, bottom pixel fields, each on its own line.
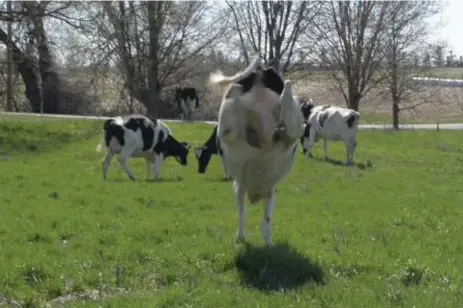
left=203, top=177, right=232, bottom=183
left=235, top=241, right=325, bottom=292
left=105, top=177, right=184, bottom=183
left=309, top=156, right=372, bottom=170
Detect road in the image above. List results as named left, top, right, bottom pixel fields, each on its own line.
left=2, top=111, right=463, bottom=131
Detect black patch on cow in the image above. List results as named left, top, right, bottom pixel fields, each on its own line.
left=262, top=67, right=284, bottom=95
left=196, top=125, right=221, bottom=173
left=103, top=119, right=113, bottom=131
left=346, top=113, right=358, bottom=128
left=319, top=113, right=329, bottom=128
left=300, top=123, right=311, bottom=146
left=123, top=116, right=155, bottom=151
left=103, top=120, right=125, bottom=149
left=236, top=72, right=257, bottom=93
left=301, top=101, right=315, bottom=120
left=234, top=65, right=284, bottom=96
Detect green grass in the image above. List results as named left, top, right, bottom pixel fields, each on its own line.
left=1, top=119, right=463, bottom=307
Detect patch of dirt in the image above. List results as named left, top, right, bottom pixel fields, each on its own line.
left=46, top=288, right=129, bottom=308
left=0, top=293, right=21, bottom=308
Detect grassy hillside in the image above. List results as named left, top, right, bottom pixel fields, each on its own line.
left=0, top=118, right=462, bottom=307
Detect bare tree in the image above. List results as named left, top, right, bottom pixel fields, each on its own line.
left=226, top=0, right=314, bottom=73
left=100, top=1, right=227, bottom=117
left=0, top=1, right=95, bottom=114
left=382, top=1, right=440, bottom=129
left=312, top=1, right=391, bottom=111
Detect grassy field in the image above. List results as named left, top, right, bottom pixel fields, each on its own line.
left=0, top=118, right=463, bottom=307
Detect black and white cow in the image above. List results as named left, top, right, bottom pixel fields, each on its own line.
left=194, top=125, right=231, bottom=180
left=300, top=104, right=360, bottom=165
left=176, top=87, right=199, bottom=119
left=97, top=115, right=190, bottom=181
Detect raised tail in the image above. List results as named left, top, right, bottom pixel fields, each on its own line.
left=208, top=57, right=261, bottom=91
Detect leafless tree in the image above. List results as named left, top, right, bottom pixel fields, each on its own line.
left=226, top=0, right=315, bottom=73
left=312, top=1, right=391, bottom=111
left=0, top=1, right=95, bottom=114
left=381, top=1, right=440, bottom=129
left=100, top=1, right=228, bottom=118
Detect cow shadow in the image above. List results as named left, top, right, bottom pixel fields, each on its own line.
left=105, top=177, right=183, bottom=183
left=203, top=177, right=232, bottom=183
left=309, top=156, right=371, bottom=170
left=235, top=241, right=325, bottom=292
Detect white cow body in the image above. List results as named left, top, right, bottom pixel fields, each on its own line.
left=301, top=105, right=360, bottom=165
left=210, top=58, right=303, bottom=246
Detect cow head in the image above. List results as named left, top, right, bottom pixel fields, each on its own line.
left=162, top=134, right=191, bottom=166
left=194, top=146, right=214, bottom=174
left=300, top=98, right=315, bottom=121
left=175, top=142, right=190, bottom=166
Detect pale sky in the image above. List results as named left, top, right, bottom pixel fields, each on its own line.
left=432, top=0, right=463, bottom=56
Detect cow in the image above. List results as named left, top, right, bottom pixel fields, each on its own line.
left=176, top=87, right=199, bottom=119
left=194, top=125, right=231, bottom=180
left=300, top=104, right=360, bottom=165
left=297, top=96, right=316, bottom=121
left=97, top=115, right=191, bottom=181
left=208, top=58, right=304, bottom=246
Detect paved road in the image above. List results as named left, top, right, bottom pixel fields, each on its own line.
left=2, top=111, right=463, bottom=131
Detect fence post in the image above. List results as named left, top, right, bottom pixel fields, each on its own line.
left=437, top=121, right=439, bottom=132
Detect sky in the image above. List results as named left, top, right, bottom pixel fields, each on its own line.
left=432, top=0, right=463, bottom=56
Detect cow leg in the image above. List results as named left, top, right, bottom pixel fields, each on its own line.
left=220, top=154, right=231, bottom=180
left=303, top=129, right=317, bottom=159
left=323, top=139, right=329, bottom=160
left=145, top=158, right=152, bottom=180
left=261, top=188, right=276, bottom=247
left=154, top=153, right=164, bottom=180
left=346, top=139, right=357, bottom=166
left=102, top=151, right=113, bottom=180
left=280, top=81, right=303, bottom=140
left=234, top=181, right=247, bottom=242
left=118, top=157, right=135, bottom=181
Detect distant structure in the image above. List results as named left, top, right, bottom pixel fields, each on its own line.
left=412, top=77, right=463, bottom=88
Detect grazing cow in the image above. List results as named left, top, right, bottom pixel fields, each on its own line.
left=194, top=125, right=231, bottom=180
left=208, top=58, right=304, bottom=246
left=300, top=105, right=360, bottom=165
left=176, top=87, right=199, bottom=119
left=98, top=115, right=190, bottom=181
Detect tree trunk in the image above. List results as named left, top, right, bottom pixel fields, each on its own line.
left=348, top=89, right=360, bottom=111
left=392, top=98, right=400, bottom=130
left=0, top=27, right=42, bottom=112
left=32, top=3, right=61, bottom=114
